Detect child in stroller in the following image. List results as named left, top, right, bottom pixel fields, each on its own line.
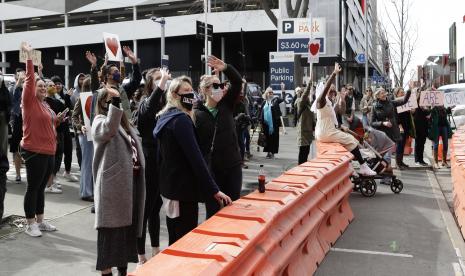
left=347, top=126, right=404, bottom=197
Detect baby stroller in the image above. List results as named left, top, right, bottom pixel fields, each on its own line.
left=347, top=127, right=404, bottom=197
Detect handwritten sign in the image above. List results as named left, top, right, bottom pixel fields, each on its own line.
left=397, top=90, right=418, bottom=113
left=420, top=90, right=444, bottom=107
left=80, top=92, right=93, bottom=141
left=103, top=32, right=123, bottom=62
left=444, top=92, right=465, bottom=107
left=19, top=49, right=41, bottom=66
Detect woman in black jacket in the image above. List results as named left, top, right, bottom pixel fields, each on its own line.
left=261, top=87, right=285, bottom=159
left=193, top=56, right=243, bottom=218
left=154, top=75, right=231, bottom=245
left=371, top=85, right=412, bottom=169
left=413, top=90, right=430, bottom=166
left=135, top=67, right=168, bottom=264
left=394, top=87, right=415, bottom=169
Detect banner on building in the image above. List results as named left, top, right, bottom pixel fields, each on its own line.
left=396, top=90, right=417, bottom=113
left=277, top=17, right=326, bottom=54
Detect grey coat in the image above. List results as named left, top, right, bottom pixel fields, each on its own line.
left=92, top=104, right=146, bottom=236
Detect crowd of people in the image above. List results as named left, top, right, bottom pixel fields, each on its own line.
left=0, top=42, right=456, bottom=275
left=289, top=62, right=453, bottom=175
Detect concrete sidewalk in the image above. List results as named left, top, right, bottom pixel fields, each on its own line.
left=0, top=129, right=301, bottom=275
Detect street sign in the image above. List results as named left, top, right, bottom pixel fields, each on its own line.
left=54, top=59, right=73, bottom=66
left=196, top=20, right=213, bottom=41
left=277, top=17, right=326, bottom=54
left=355, top=53, right=366, bottom=64
left=269, top=51, right=294, bottom=91
left=307, top=39, right=320, bottom=64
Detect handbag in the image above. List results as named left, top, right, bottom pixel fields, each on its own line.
left=258, top=128, right=267, bottom=148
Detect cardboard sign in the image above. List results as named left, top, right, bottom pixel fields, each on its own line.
left=444, top=92, right=465, bottom=107
left=103, top=32, right=123, bottom=62
left=307, top=39, right=320, bottom=64
left=420, top=90, right=444, bottom=107
left=19, top=49, right=41, bottom=66
left=80, top=92, right=93, bottom=141
left=397, top=90, right=418, bottom=113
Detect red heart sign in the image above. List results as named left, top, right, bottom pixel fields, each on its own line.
left=105, top=37, right=119, bottom=57
left=85, top=95, right=92, bottom=118
left=309, top=43, right=320, bottom=56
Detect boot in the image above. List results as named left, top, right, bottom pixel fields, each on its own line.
left=396, top=155, right=407, bottom=170
left=433, top=150, right=440, bottom=169
left=442, top=151, right=450, bottom=168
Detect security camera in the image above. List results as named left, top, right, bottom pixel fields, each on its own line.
left=151, top=16, right=165, bottom=24
left=150, top=16, right=158, bottom=22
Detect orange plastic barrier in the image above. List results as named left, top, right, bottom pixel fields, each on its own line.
left=451, top=126, right=465, bottom=238
left=438, top=137, right=451, bottom=161
left=129, top=142, right=355, bottom=276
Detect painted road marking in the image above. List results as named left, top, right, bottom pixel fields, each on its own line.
left=330, top=247, right=413, bottom=258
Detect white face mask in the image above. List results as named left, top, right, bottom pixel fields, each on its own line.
left=211, top=88, right=223, bottom=102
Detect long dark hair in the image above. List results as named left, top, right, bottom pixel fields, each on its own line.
left=144, top=68, right=161, bottom=96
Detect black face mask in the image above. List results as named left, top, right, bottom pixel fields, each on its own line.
left=178, top=92, right=195, bottom=111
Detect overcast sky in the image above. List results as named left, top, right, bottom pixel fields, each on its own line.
left=378, top=0, right=464, bottom=79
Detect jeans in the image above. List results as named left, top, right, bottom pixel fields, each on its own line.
left=433, top=126, right=449, bottom=153
left=78, top=134, right=93, bottom=198
left=415, top=130, right=427, bottom=163
left=22, top=148, right=54, bottom=219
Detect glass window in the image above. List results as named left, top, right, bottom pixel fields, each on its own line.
left=4, top=15, right=63, bottom=33
left=68, top=10, right=110, bottom=26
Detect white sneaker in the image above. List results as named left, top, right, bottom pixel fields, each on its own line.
left=38, top=221, right=57, bottom=232
left=54, top=179, right=62, bottom=189
left=45, top=185, right=62, bottom=194
left=359, top=163, right=377, bottom=176
left=25, top=223, right=42, bottom=237
left=63, top=172, right=78, bottom=182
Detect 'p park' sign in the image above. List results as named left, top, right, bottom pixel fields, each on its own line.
left=419, top=90, right=465, bottom=107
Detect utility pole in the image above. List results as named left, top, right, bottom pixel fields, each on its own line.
left=365, top=0, right=369, bottom=91
left=150, top=17, right=166, bottom=66
left=204, top=0, right=210, bottom=74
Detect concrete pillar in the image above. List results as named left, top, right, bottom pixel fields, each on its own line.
left=1, top=10, right=6, bottom=73
left=64, top=13, right=69, bottom=89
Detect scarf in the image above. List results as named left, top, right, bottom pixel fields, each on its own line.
left=263, top=100, right=273, bottom=135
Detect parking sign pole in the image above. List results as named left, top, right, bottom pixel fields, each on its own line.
left=365, top=0, right=369, bottom=91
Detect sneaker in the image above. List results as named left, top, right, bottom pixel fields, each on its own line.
left=266, top=152, right=272, bottom=159
left=63, top=172, right=78, bottom=182
left=419, top=161, right=429, bottom=166
left=15, top=176, right=21, bottom=183
left=359, top=163, right=376, bottom=176
left=25, top=223, right=42, bottom=237
left=45, top=185, right=62, bottom=194
left=38, top=221, right=57, bottom=232
left=54, top=180, right=62, bottom=189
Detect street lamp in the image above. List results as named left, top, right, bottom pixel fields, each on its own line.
left=151, top=16, right=165, bottom=66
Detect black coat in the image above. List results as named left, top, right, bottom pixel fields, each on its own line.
left=193, top=64, right=243, bottom=171
left=137, top=86, right=166, bottom=153
left=371, top=90, right=411, bottom=142
left=261, top=94, right=284, bottom=153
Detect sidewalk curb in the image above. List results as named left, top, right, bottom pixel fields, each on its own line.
left=427, top=170, right=465, bottom=274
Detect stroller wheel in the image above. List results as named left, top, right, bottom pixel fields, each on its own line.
left=351, top=176, right=361, bottom=191
left=360, top=179, right=377, bottom=197
left=391, top=179, right=403, bottom=194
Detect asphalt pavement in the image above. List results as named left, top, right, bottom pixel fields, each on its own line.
left=0, top=127, right=463, bottom=276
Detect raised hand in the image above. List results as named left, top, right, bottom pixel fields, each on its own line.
left=157, top=67, right=171, bottom=91
left=333, top=62, right=342, bottom=74
left=122, top=46, right=137, bottom=64
left=207, top=55, right=226, bottom=74
left=85, top=51, right=97, bottom=68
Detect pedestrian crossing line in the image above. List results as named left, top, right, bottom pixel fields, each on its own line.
left=330, top=247, right=413, bottom=258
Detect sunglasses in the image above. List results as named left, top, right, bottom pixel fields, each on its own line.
left=212, top=83, right=225, bottom=89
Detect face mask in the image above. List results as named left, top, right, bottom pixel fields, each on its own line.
left=112, top=72, right=121, bottom=83
left=211, top=88, right=223, bottom=102
left=47, top=86, right=56, bottom=95
left=178, top=92, right=195, bottom=111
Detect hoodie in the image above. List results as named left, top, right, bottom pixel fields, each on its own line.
left=71, top=73, right=85, bottom=107
left=154, top=107, right=219, bottom=201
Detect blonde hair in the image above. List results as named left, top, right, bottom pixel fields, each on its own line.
left=263, top=87, right=273, bottom=99
left=157, top=75, right=192, bottom=117
left=394, top=87, right=404, bottom=97
left=199, top=75, right=219, bottom=94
